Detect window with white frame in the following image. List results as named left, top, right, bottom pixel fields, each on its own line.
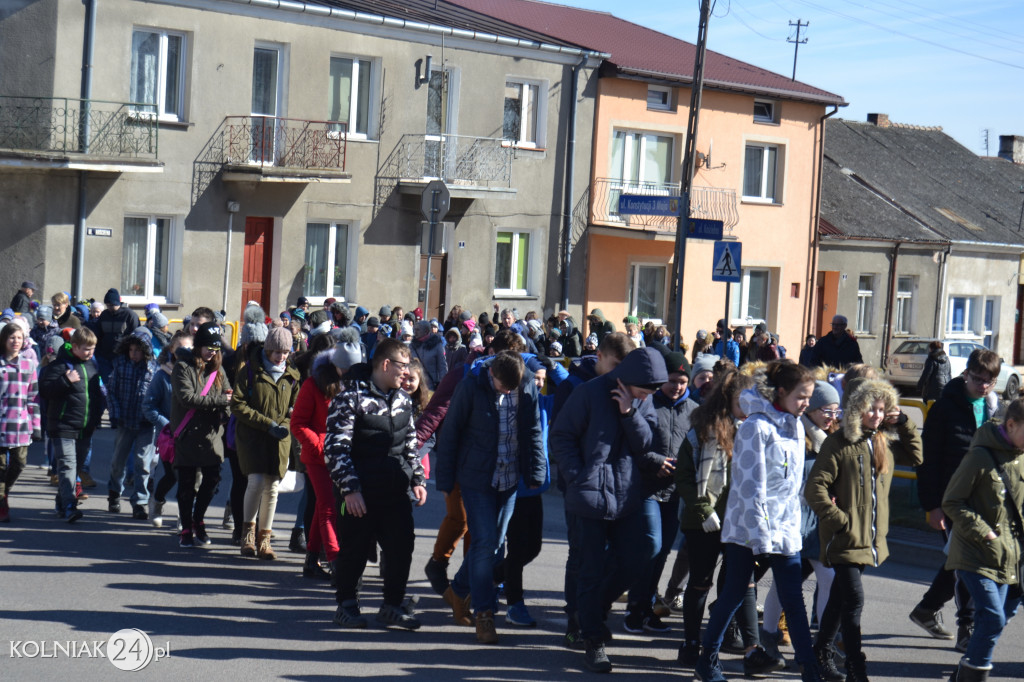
left=494, top=230, right=531, bottom=295
left=742, top=143, right=780, bottom=202
left=503, top=79, right=544, bottom=147
left=948, top=296, right=975, bottom=335
left=328, top=56, right=373, bottom=137
left=895, top=275, right=914, bottom=334
left=647, top=86, right=672, bottom=111
left=856, top=274, right=875, bottom=334
left=304, top=222, right=350, bottom=299
left=753, top=99, right=776, bottom=123
left=948, top=295, right=999, bottom=345
left=729, top=268, right=771, bottom=326
left=122, top=216, right=173, bottom=302
left=983, top=298, right=999, bottom=348
left=130, top=29, right=186, bottom=120
left=628, top=264, right=667, bottom=321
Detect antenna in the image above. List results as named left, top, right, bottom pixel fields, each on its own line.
left=982, top=128, right=990, bottom=156
left=788, top=20, right=809, bottom=80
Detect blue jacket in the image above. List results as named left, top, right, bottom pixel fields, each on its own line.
left=434, top=356, right=545, bottom=495
left=714, top=338, right=741, bottom=366
left=410, top=333, right=447, bottom=391
left=108, top=355, right=158, bottom=429
left=549, top=347, right=667, bottom=520
left=142, top=364, right=174, bottom=430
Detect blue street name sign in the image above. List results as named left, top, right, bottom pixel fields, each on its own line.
left=687, top=218, right=724, bottom=241
left=712, top=241, right=742, bottom=283
left=617, top=194, right=683, bottom=216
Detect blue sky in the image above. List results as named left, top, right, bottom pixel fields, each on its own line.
left=554, top=0, right=1024, bottom=155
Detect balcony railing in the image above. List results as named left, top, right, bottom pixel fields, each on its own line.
left=591, top=177, right=739, bottom=234
left=0, top=96, right=158, bottom=158
left=222, top=116, right=346, bottom=170
left=384, top=134, right=513, bottom=188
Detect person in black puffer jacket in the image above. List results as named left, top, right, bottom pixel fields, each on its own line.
left=917, top=341, right=951, bottom=403
left=410, top=320, right=447, bottom=391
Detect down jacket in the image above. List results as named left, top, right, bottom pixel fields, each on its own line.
left=410, top=333, right=447, bottom=391
left=170, top=348, right=230, bottom=468
left=39, top=344, right=105, bottom=439
left=805, top=379, right=923, bottom=567
left=943, top=421, right=1024, bottom=584
left=291, top=352, right=337, bottom=470
left=721, top=375, right=806, bottom=556
left=549, top=347, right=666, bottom=521
left=230, top=344, right=301, bottom=479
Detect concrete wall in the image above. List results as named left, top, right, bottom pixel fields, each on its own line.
left=944, top=246, right=1020, bottom=361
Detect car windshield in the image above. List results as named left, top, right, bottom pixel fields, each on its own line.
left=893, top=341, right=932, bottom=355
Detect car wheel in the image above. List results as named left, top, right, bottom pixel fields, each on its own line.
left=1004, top=374, right=1020, bottom=401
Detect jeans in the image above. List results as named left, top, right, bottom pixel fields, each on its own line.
left=225, top=448, right=247, bottom=528
left=817, top=564, right=866, bottom=660
left=703, top=543, right=815, bottom=667
left=564, top=505, right=583, bottom=617
left=107, top=425, right=156, bottom=505
left=494, top=494, right=544, bottom=605
left=0, top=446, right=28, bottom=499
left=56, top=437, right=91, bottom=512
left=576, top=509, right=658, bottom=640
left=765, top=558, right=833, bottom=631
left=333, top=489, right=414, bottom=607
left=627, top=497, right=679, bottom=610
left=452, top=485, right=517, bottom=614
left=958, top=570, right=1018, bottom=669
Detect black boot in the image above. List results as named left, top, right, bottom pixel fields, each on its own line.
left=845, top=652, right=869, bottom=682
left=815, top=644, right=845, bottom=682
left=950, top=658, right=990, bottom=682
left=107, top=491, right=121, bottom=513
left=303, top=551, right=331, bottom=579
left=289, top=527, right=307, bottom=553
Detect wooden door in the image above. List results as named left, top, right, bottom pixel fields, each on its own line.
left=418, top=253, right=448, bottom=321
left=242, top=217, right=273, bottom=316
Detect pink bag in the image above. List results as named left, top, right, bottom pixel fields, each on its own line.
left=156, top=371, right=218, bottom=464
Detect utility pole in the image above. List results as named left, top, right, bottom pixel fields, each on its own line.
left=788, top=19, right=808, bottom=80
left=671, top=0, right=711, bottom=350
left=982, top=128, right=991, bottom=156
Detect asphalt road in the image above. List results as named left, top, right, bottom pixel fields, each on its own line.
left=2, top=429, right=1022, bottom=681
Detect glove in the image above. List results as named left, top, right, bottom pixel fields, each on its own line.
left=32, top=429, right=43, bottom=442
left=702, top=511, right=722, bottom=533
left=268, top=423, right=289, bottom=440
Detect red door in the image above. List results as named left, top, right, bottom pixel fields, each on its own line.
left=241, top=217, right=273, bottom=317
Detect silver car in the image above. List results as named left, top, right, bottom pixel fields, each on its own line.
left=887, top=339, right=1020, bottom=399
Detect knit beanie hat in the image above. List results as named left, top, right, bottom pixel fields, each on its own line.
left=194, top=321, right=223, bottom=349
left=664, top=351, right=690, bottom=376
left=331, top=327, right=362, bottom=371
left=103, top=288, right=121, bottom=305
left=809, top=380, right=841, bottom=412
left=585, top=333, right=598, bottom=347
left=150, top=312, right=169, bottom=328
left=36, top=304, right=53, bottom=322
left=468, top=331, right=483, bottom=349
left=691, top=353, right=719, bottom=378
left=401, top=320, right=414, bottom=338
left=549, top=341, right=562, bottom=355
left=264, top=327, right=293, bottom=353
left=696, top=329, right=708, bottom=341
left=459, top=310, right=473, bottom=322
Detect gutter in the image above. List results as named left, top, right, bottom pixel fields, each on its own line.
left=881, top=241, right=901, bottom=367
left=614, top=66, right=847, bottom=107
left=73, top=0, right=97, bottom=302
left=934, top=244, right=951, bottom=338
left=805, top=104, right=840, bottom=339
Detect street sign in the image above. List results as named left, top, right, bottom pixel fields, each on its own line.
left=712, top=241, right=742, bottom=283
left=617, top=194, right=682, bottom=216
left=421, top=180, right=450, bottom=222
left=687, top=218, right=724, bottom=241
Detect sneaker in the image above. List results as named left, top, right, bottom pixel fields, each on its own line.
left=131, top=504, right=148, bottom=520
left=505, top=601, right=537, bottom=627
left=222, top=506, right=234, bottom=530
left=376, top=603, right=421, bottom=630
left=193, top=523, right=212, bottom=546
left=652, top=594, right=672, bottom=618
left=76, top=480, right=88, bottom=501
left=108, top=494, right=121, bottom=514
left=564, top=615, right=585, bottom=650
left=814, top=644, right=845, bottom=682
left=695, top=650, right=727, bottom=682
left=334, top=600, right=368, bottom=629
left=721, top=618, right=745, bottom=654
left=743, top=645, right=786, bottom=676
left=909, top=605, right=955, bottom=640
left=424, top=557, right=450, bottom=595
left=644, top=613, right=671, bottom=633
left=584, top=638, right=612, bottom=673
left=623, top=610, right=646, bottom=634
left=476, top=610, right=499, bottom=644
left=67, top=508, right=84, bottom=524
left=150, top=498, right=164, bottom=528
left=678, top=640, right=701, bottom=668
left=179, top=529, right=194, bottom=547
left=954, top=624, right=973, bottom=653
left=669, top=591, right=684, bottom=613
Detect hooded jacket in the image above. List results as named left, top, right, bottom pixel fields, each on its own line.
left=587, top=309, right=616, bottom=344
left=444, top=333, right=468, bottom=373
left=96, top=306, right=140, bottom=360
left=549, top=347, right=666, bottom=520
left=721, top=376, right=806, bottom=555
left=943, top=421, right=1024, bottom=583
left=648, top=388, right=697, bottom=501
left=917, top=348, right=951, bottom=402
left=0, top=351, right=40, bottom=447
left=39, top=344, right=106, bottom=439
left=291, top=351, right=339, bottom=470
left=410, top=332, right=447, bottom=391
left=170, top=347, right=230, bottom=467
left=230, top=343, right=301, bottom=478
left=799, top=414, right=830, bottom=560
left=805, top=379, right=923, bottom=567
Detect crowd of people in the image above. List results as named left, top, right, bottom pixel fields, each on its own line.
left=3, top=279, right=1023, bottom=681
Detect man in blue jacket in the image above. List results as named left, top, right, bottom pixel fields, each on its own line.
left=550, top=346, right=667, bottom=673
left=434, top=350, right=545, bottom=645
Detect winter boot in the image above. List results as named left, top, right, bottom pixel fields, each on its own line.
left=949, top=658, right=991, bottom=682
left=240, top=522, right=257, bottom=557
left=257, top=529, right=277, bottom=560
left=107, top=491, right=121, bottom=513
left=475, top=610, right=499, bottom=644
left=815, top=643, right=845, bottom=682
left=289, top=526, right=307, bottom=553
left=303, top=552, right=331, bottom=579
left=845, top=652, right=869, bottom=682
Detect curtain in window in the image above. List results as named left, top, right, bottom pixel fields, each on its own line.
left=251, top=48, right=278, bottom=115
left=130, top=31, right=159, bottom=113
left=743, top=146, right=763, bottom=197
left=354, top=60, right=370, bottom=136
left=304, top=223, right=329, bottom=296
left=644, top=135, right=672, bottom=185
left=122, top=217, right=148, bottom=297
left=746, top=270, right=768, bottom=320
left=332, top=224, right=348, bottom=298
left=495, top=232, right=512, bottom=290
left=328, top=57, right=353, bottom=130
left=521, top=84, right=538, bottom=143
left=164, top=35, right=182, bottom=117
left=635, top=265, right=664, bottom=319
left=153, top=218, right=170, bottom=297
left=503, top=82, right=522, bottom=141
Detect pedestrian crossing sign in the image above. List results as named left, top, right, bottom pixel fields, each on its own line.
left=711, top=241, right=742, bottom=283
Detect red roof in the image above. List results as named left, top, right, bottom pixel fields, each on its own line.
left=447, top=0, right=845, bottom=105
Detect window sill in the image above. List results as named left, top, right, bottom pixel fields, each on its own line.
left=501, top=141, right=545, bottom=152
left=647, top=106, right=674, bottom=113
left=493, top=294, right=537, bottom=301
left=157, top=119, right=193, bottom=130
left=855, top=333, right=877, bottom=339
left=740, top=198, right=783, bottom=207
left=753, top=119, right=781, bottom=126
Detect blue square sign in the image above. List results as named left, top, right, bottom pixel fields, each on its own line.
left=712, top=242, right=742, bottom=283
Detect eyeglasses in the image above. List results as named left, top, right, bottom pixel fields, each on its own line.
left=966, top=372, right=995, bottom=387
left=391, top=360, right=411, bottom=372
left=820, top=408, right=843, bottom=419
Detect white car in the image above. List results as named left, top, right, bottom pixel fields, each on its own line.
left=886, top=339, right=1020, bottom=399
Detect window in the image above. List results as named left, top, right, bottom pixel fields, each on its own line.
left=742, top=143, right=779, bottom=202
left=122, top=216, right=172, bottom=302
left=130, top=29, right=186, bottom=120
left=304, top=222, right=350, bottom=299
left=647, top=86, right=672, bottom=111
left=948, top=296, right=975, bottom=335
left=494, top=231, right=530, bottom=295
left=328, top=56, right=372, bottom=137
left=729, top=268, right=771, bottom=325
left=753, top=99, right=776, bottom=123
left=983, top=298, right=998, bottom=348
left=895, top=276, right=914, bottom=334
left=503, top=80, right=542, bottom=147
left=856, top=274, right=875, bottom=334
left=628, top=264, right=666, bottom=321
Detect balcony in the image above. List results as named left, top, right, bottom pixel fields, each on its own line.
left=0, top=96, right=162, bottom=172
left=382, top=134, right=516, bottom=200
left=216, top=116, right=351, bottom=183
left=590, top=177, right=738, bottom=235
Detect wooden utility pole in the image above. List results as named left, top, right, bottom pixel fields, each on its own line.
left=788, top=20, right=808, bottom=80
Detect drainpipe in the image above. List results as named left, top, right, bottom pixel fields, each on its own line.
left=224, top=201, right=240, bottom=313
left=881, top=241, right=901, bottom=367
left=934, top=244, right=951, bottom=338
left=804, top=104, right=840, bottom=340
left=72, top=0, right=97, bottom=301
left=561, top=53, right=587, bottom=312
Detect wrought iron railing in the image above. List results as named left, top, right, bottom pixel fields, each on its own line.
left=0, top=96, right=158, bottom=158
left=222, top=116, right=346, bottom=170
left=382, top=133, right=513, bottom=188
left=590, top=177, right=739, bottom=234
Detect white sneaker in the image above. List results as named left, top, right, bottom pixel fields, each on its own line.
left=150, top=497, right=164, bottom=528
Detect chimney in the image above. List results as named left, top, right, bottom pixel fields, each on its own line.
left=866, top=113, right=890, bottom=127
left=998, top=135, right=1024, bottom=164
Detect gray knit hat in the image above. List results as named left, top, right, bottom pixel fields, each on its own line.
left=691, top=353, right=719, bottom=378
left=809, top=380, right=841, bottom=412
left=331, top=327, right=363, bottom=371
left=264, top=327, right=293, bottom=353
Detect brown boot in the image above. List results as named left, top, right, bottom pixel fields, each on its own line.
left=240, top=522, right=257, bottom=557
left=257, top=529, right=277, bottom=560
left=476, top=610, right=498, bottom=644
left=443, top=586, right=473, bottom=626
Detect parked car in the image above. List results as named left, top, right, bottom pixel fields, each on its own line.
left=887, top=339, right=1020, bottom=399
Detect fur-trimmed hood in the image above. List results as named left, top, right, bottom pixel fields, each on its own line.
left=739, top=369, right=793, bottom=431
left=840, top=379, right=899, bottom=443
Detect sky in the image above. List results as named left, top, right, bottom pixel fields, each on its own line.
left=552, top=0, right=1024, bottom=155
